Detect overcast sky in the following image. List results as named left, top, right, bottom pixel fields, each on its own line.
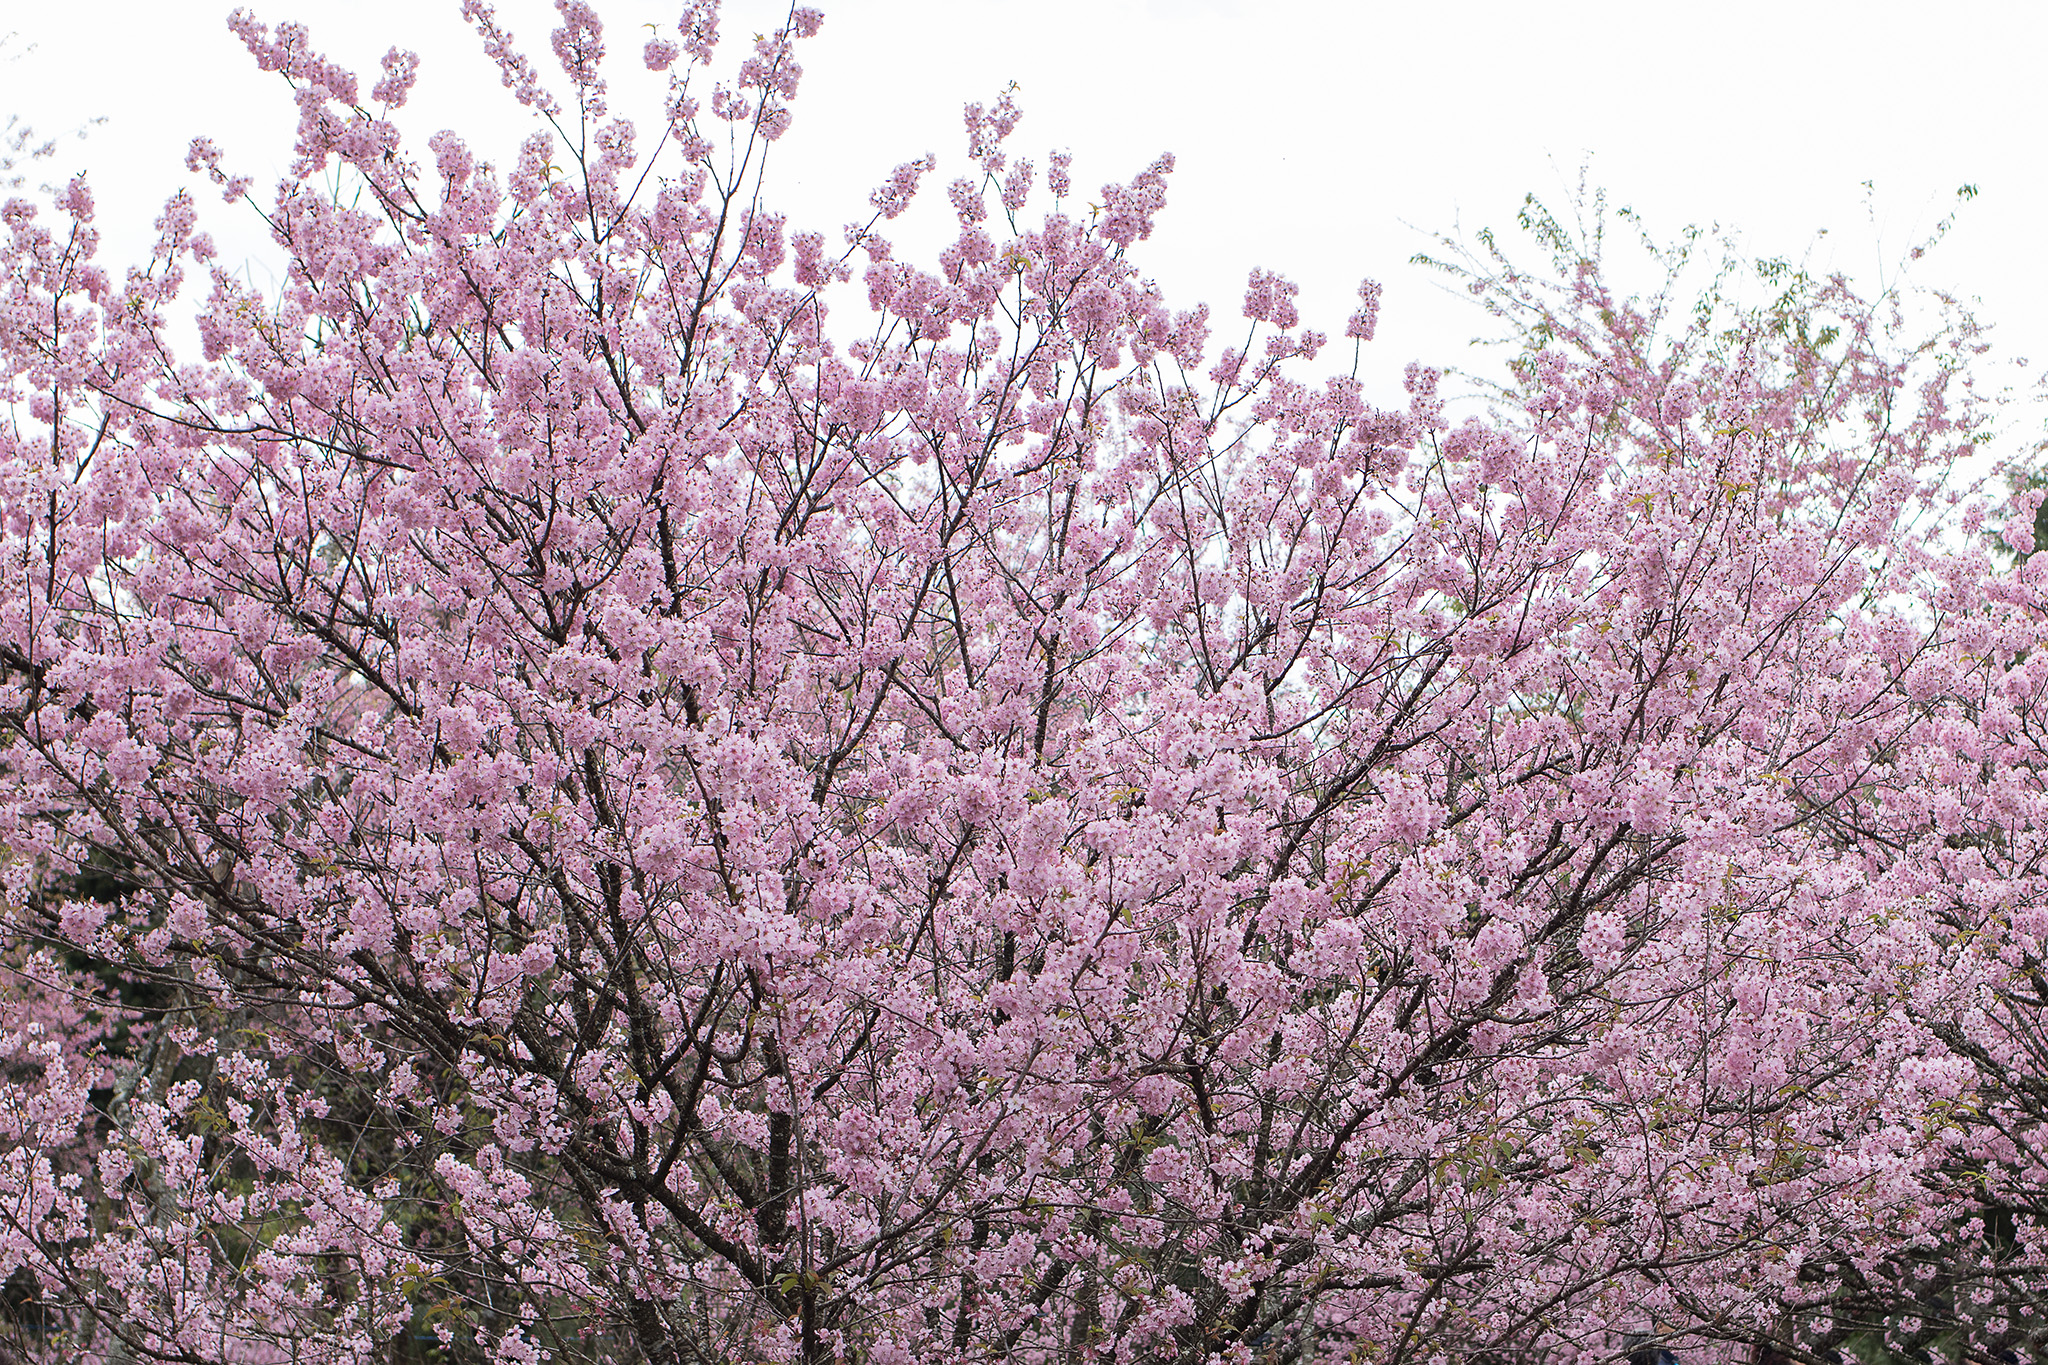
left=7, top=0, right=2046, bottom=453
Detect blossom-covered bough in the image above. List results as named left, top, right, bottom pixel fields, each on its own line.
left=0, top=4, right=2043, bottom=1363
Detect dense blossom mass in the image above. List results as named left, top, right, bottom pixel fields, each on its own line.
left=0, top=3, right=2044, bottom=1364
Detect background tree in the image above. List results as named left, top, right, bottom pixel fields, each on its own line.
left=0, top=4, right=2040, bottom=1364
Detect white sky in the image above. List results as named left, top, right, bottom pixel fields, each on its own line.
left=6, top=0, right=2046, bottom=455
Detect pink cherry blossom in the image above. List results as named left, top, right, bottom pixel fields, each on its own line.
left=0, top=8, right=2036, bottom=1365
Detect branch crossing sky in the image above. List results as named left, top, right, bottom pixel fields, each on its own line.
left=9, top=0, right=2044, bottom=450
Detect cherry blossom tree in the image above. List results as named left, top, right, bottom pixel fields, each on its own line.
left=0, top=4, right=2042, bottom=1364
